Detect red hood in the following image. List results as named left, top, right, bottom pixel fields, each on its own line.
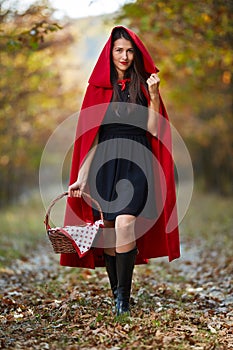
left=88, top=26, right=159, bottom=88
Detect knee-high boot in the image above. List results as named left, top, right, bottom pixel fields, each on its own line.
left=104, top=253, right=118, bottom=306
left=116, top=247, right=137, bottom=315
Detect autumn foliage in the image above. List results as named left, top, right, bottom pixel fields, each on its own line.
left=117, top=0, right=233, bottom=195
left=0, top=0, right=232, bottom=208
left=0, top=0, right=76, bottom=206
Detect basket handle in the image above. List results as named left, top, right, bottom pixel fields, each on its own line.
left=45, top=191, right=104, bottom=230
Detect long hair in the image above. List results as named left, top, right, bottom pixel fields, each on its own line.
left=110, top=27, right=149, bottom=105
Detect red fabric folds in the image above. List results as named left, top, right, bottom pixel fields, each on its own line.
left=117, top=78, right=131, bottom=91
left=60, top=26, right=180, bottom=269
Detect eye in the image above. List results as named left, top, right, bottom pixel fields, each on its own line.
left=128, top=49, right=134, bottom=53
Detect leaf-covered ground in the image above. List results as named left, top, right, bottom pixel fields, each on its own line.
left=0, top=192, right=233, bottom=349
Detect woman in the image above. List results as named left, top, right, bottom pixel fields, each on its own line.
left=61, top=26, right=180, bottom=316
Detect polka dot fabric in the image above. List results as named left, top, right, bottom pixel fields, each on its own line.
left=60, top=220, right=103, bottom=257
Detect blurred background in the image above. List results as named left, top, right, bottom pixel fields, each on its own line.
left=0, top=0, right=232, bottom=263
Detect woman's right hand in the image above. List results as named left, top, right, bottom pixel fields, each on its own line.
left=68, top=178, right=87, bottom=198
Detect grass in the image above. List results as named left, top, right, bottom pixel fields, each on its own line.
left=179, top=188, right=233, bottom=252
left=0, top=190, right=46, bottom=267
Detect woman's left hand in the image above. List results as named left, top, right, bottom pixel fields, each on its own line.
left=146, top=73, right=160, bottom=100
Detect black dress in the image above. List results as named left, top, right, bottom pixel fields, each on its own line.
left=88, top=84, right=156, bottom=221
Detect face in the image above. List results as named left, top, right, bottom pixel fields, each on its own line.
left=112, top=37, right=134, bottom=79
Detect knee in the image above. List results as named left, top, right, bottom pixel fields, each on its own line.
left=115, top=215, right=136, bottom=250
left=115, top=215, right=136, bottom=230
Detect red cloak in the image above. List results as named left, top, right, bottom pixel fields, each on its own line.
left=60, top=26, right=180, bottom=269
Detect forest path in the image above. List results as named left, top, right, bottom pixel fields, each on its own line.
left=1, top=234, right=232, bottom=349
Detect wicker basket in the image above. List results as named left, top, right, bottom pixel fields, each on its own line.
left=45, top=191, right=103, bottom=255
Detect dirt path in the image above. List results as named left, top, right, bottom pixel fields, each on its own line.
left=0, top=239, right=232, bottom=349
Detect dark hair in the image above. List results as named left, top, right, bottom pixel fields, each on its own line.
left=110, top=27, right=149, bottom=105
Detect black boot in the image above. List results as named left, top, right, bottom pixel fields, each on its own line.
left=104, top=253, right=118, bottom=307
left=116, top=247, right=137, bottom=316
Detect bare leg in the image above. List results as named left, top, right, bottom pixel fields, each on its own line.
left=115, top=214, right=136, bottom=253
left=103, top=219, right=116, bottom=256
